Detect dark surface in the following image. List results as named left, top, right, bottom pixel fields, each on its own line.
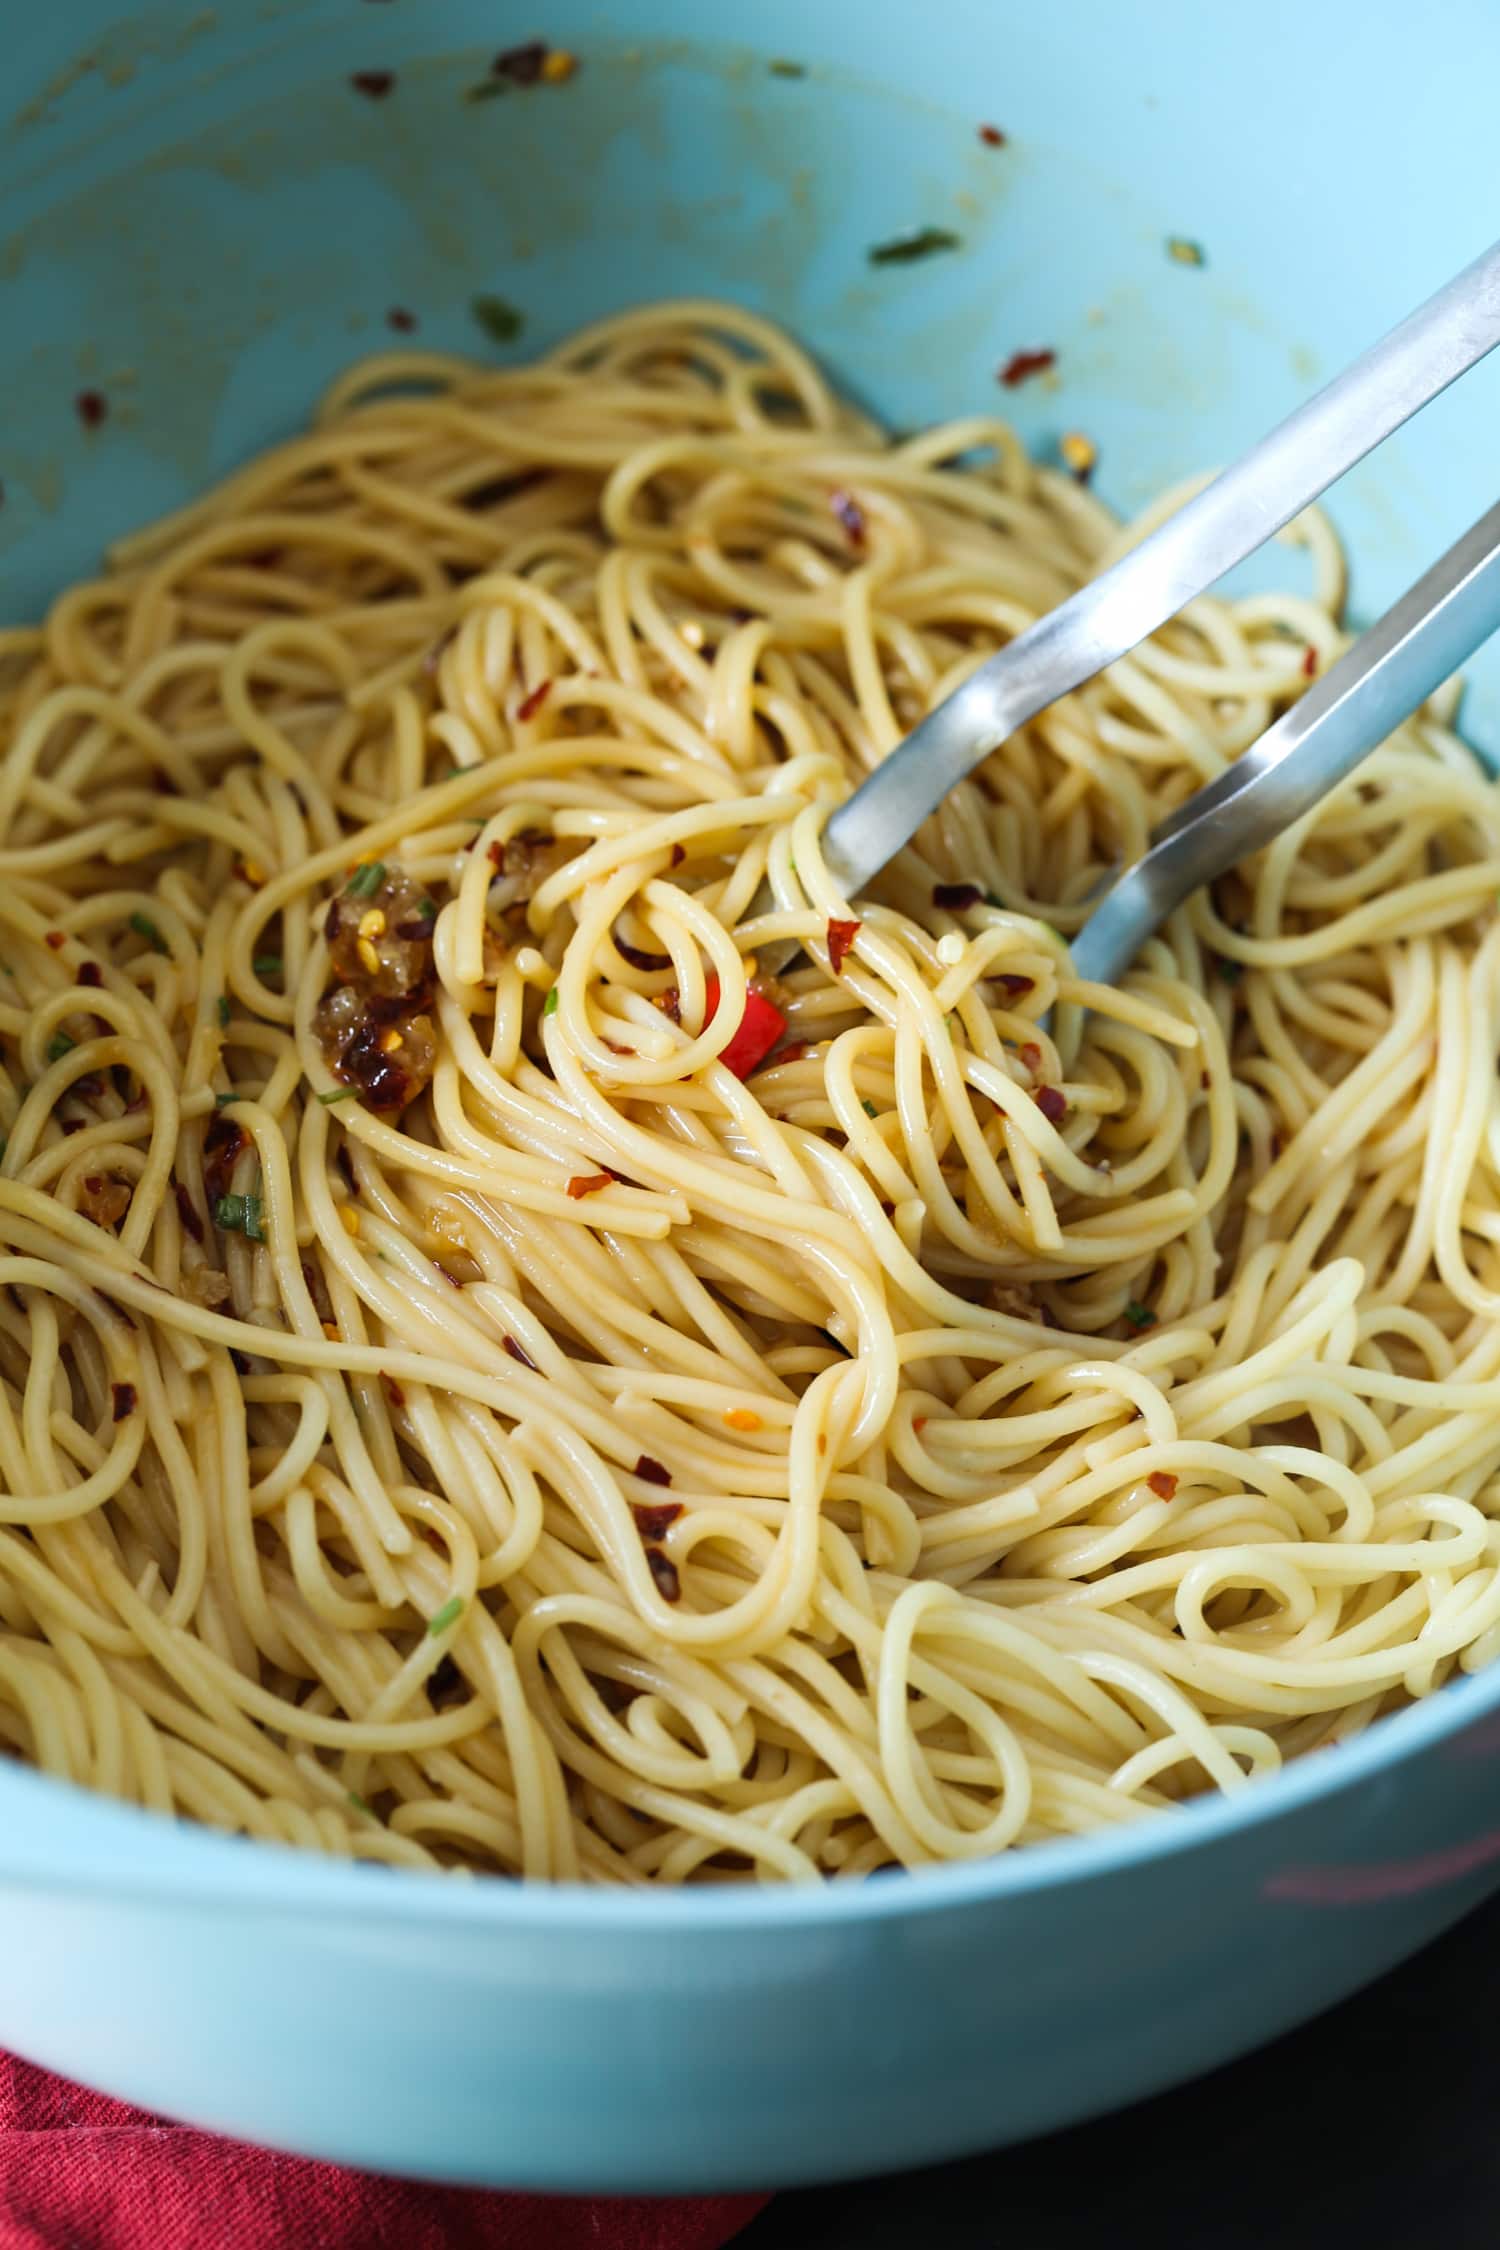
left=740, top=1890, right=1500, bottom=2249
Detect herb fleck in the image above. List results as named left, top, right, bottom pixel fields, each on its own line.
left=869, top=226, right=962, bottom=267
left=129, top=911, right=168, bottom=954
left=427, top=1594, right=465, bottom=1637
left=472, top=294, right=524, bottom=345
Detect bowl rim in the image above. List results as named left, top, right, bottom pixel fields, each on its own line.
left=2, top=1642, right=1497, bottom=1929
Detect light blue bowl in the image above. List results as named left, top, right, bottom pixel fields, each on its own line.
left=6, top=0, right=1500, bottom=2194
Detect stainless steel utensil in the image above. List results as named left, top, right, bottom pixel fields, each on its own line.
left=810, top=236, right=1500, bottom=978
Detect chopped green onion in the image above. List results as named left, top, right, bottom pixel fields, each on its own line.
left=471, top=293, right=524, bottom=345
left=347, top=860, right=386, bottom=899
left=317, top=1087, right=358, bottom=1105
left=1166, top=235, right=1206, bottom=267
left=768, top=57, right=807, bottom=77
left=129, top=911, right=168, bottom=954
left=217, top=995, right=231, bottom=1029
left=463, top=76, right=508, bottom=103
left=427, top=1595, right=465, bottom=1638
left=213, top=1192, right=266, bottom=1242
left=414, top=897, right=437, bottom=923
left=252, top=955, right=283, bottom=979
left=46, top=1033, right=74, bottom=1064
left=862, top=1099, right=879, bottom=1118
left=214, top=1092, right=242, bottom=1108
left=1124, top=1300, right=1157, bottom=1331
left=543, top=986, right=559, bottom=1016
left=346, top=1789, right=375, bottom=1817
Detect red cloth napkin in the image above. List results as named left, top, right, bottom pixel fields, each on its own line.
left=0, top=2052, right=769, bottom=2250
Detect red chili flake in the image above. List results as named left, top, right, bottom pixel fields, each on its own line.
left=912, top=1415, right=927, bottom=1434
left=75, top=390, right=108, bottom=429
left=632, top=1501, right=682, bottom=1540
left=566, top=1171, right=614, bottom=1199
left=110, top=1382, right=137, bottom=1422
left=830, top=489, right=867, bottom=549
left=1147, top=1471, right=1179, bottom=1500
left=44, top=930, right=66, bottom=951
left=174, top=1182, right=204, bottom=1244
left=933, top=881, right=982, bottom=912
left=773, top=1041, right=810, bottom=1065
left=1019, top=1041, right=1043, bottom=1073
left=646, top=1548, right=681, bottom=1603
left=634, top=1454, right=672, bottom=1487
left=998, top=347, right=1057, bottom=389
left=1034, top=1084, right=1069, bottom=1125
left=827, top=918, right=861, bottom=976
left=350, top=69, right=395, bottom=98
left=997, top=973, right=1034, bottom=997
left=978, top=122, right=1007, bottom=147
left=613, top=930, right=671, bottom=973
left=516, top=677, right=552, bottom=722
left=387, top=306, right=418, bottom=333
left=1301, top=646, right=1318, bottom=678
left=493, top=40, right=546, bottom=83
left=383, top=1375, right=406, bottom=1408
left=202, top=1114, right=248, bottom=1203
left=502, top=1334, right=538, bottom=1370
left=78, top=961, right=102, bottom=988
left=670, top=843, right=686, bottom=868
left=1200, top=1068, right=1212, bottom=1090
left=654, top=988, right=682, bottom=1026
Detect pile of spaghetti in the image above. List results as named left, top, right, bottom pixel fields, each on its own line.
left=2, top=301, right=1499, bottom=1883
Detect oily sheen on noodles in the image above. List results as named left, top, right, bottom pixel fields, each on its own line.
left=2, top=302, right=1500, bottom=1884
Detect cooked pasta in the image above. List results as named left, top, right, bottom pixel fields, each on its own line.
left=1, top=299, right=1498, bottom=1882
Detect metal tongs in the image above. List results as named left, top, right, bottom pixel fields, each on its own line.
left=810, top=236, right=1500, bottom=986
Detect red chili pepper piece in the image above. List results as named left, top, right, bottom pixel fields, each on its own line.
left=1147, top=1471, right=1178, bottom=1500
left=702, top=975, right=788, bottom=1079
left=1034, top=1084, right=1068, bottom=1125
left=566, top=1172, right=613, bottom=1199
left=633, top=1454, right=672, bottom=1487
left=826, top=918, right=861, bottom=975
left=517, top=677, right=552, bottom=721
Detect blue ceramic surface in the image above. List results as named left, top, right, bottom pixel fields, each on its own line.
left=4, top=0, right=1500, bottom=2192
